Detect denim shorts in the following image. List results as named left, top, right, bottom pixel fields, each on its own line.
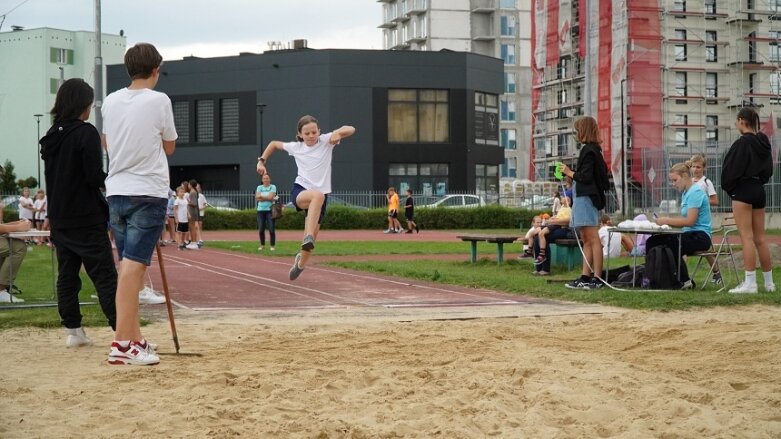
left=570, top=182, right=600, bottom=228
left=108, top=195, right=167, bottom=266
left=290, top=183, right=329, bottom=224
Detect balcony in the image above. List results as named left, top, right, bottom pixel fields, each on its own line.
left=471, top=0, right=495, bottom=13
left=406, top=34, right=427, bottom=43
left=378, top=20, right=398, bottom=29
left=407, top=0, right=427, bottom=14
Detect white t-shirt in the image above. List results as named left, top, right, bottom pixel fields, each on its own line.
left=282, top=133, right=335, bottom=194
left=174, top=198, right=189, bottom=223
left=19, top=196, right=35, bottom=220
left=198, top=193, right=206, bottom=217
left=599, top=225, right=622, bottom=258
left=692, top=176, right=716, bottom=198
left=33, top=197, right=47, bottom=220
left=102, top=87, right=178, bottom=199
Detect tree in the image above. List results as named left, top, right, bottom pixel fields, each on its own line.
left=17, top=177, right=38, bottom=189
left=0, top=160, right=18, bottom=193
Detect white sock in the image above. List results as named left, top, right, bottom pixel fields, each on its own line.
left=114, top=340, right=131, bottom=348
left=745, top=270, right=757, bottom=285
left=763, top=271, right=774, bottom=286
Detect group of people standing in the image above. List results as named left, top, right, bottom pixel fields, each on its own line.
left=533, top=110, right=774, bottom=293
left=385, top=187, right=419, bottom=234
left=165, top=179, right=206, bottom=250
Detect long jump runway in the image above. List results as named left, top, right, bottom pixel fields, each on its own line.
left=144, top=247, right=615, bottom=318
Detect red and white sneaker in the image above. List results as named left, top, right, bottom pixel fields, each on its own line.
left=107, top=341, right=160, bottom=366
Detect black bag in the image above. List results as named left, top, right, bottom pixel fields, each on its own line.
left=601, top=265, right=632, bottom=284
left=271, top=201, right=283, bottom=220
left=613, top=265, right=645, bottom=287
left=644, top=245, right=681, bottom=289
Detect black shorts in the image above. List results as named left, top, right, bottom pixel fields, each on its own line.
left=405, top=212, right=414, bottom=222
left=388, top=210, right=398, bottom=219
left=177, top=222, right=190, bottom=233
left=290, top=183, right=329, bottom=225
left=729, top=179, right=766, bottom=209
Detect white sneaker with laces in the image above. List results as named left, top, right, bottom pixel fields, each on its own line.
left=107, top=341, right=160, bottom=365
left=729, top=282, right=758, bottom=294
left=0, top=289, right=24, bottom=303
left=66, top=327, right=93, bottom=348
left=185, top=243, right=200, bottom=250
left=138, top=286, right=166, bottom=305
left=765, top=283, right=776, bottom=293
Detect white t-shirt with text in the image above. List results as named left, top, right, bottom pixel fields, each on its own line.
left=102, top=87, right=177, bottom=199
left=282, top=133, right=335, bottom=194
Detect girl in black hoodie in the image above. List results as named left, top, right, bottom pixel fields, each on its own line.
left=561, top=116, right=611, bottom=290
left=721, top=107, right=775, bottom=294
left=40, top=78, right=117, bottom=346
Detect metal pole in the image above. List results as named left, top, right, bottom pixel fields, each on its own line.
left=94, top=0, right=105, bottom=171
left=34, top=114, right=43, bottom=188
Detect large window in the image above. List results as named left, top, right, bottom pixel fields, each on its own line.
left=219, top=98, right=239, bottom=142
left=501, top=157, right=517, bottom=178
left=500, top=15, right=517, bottom=36
left=675, top=44, right=687, bottom=61
left=770, top=72, right=781, bottom=95
left=706, top=72, right=718, bottom=97
left=771, top=31, right=781, bottom=62
left=388, top=163, right=449, bottom=196
left=706, top=115, right=718, bottom=147
left=504, top=72, right=517, bottom=93
left=388, top=89, right=449, bottom=143
left=675, top=128, right=688, bottom=148
left=500, top=99, right=516, bottom=121
left=475, top=164, right=499, bottom=196
left=675, top=72, right=687, bottom=97
left=673, top=0, right=686, bottom=12
left=172, top=101, right=190, bottom=144
left=50, top=47, right=74, bottom=65
left=705, top=0, right=716, bottom=14
left=195, top=100, right=214, bottom=143
left=501, top=44, right=516, bottom=65
left=501, top=128, right=517, bottom=149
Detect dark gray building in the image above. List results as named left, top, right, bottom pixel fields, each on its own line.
left=106, top=49, right=504, bottom=195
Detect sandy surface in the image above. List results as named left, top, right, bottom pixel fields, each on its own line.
left=1, top=306, right=780, bottom=438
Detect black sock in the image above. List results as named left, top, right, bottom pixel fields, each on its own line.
left=580, top=274, right=591, bottom=282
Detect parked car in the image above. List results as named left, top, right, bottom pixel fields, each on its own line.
left=284, top=195, right=367, bottom=210
left=518, top=195, right=555, bottom=210
left=206, top=197, right=240, bottom=211
left=421, top=194, right=486, bottom=209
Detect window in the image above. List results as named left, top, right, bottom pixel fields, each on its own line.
left=500, top=0, right=516, bottom=8
left=501, top=44, right=516, bottom=65
left=675, top=72, right=687, bottom=96
left=771, top=31, right=781, bottom=62
left=475, top=164, right=499, bottom=196
left=706, top=72, right=718, bottom=97
left=500, top=15, right=516, bottom=37
left=675, top=44, right=687, bottom=61
left=50, top=47, right=73, bottom=65
left=559, top=57, right=569, bottom=79
left=557, top=134, right=569, bottom=156
left=673, top=0, right=686, bottom=12
left=502, top=157, right=517, bottom=178
left=675, top=128, right=688, bottom=148
left=771, top=72, right=781, bottom=95
left=674, top=29, right=687, bottom=40
left=388, top=163, right=448, bottom=196
left=749, top=32, right=757, bottom=62
left=501, top=128, right=517, bottom=149
left=173, top=101, right=190, bottom=144
left=195, top=100, right=214, bottom=143
left=706, top=115, right=718, bottom=127
left=504, top=72, right=517, bottom=93
left=704, top=0, right=716, bottom=14
left=219, top=98, right=239, bottom=142
left=706, top=116, right=718, bottom=147
left=500, top=99, right=516, bottom=121
left=706, top=31, right=717, bottom=42
left=388, top=89, right=449, bottom=143
left=706, top=45, right=717, bottom=62
left=674, top=114, right=688, bottom=125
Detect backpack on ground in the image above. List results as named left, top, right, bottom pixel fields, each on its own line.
left=644, top=245, right=681, bottom=289
left=612, top=265, right=644, bottom=287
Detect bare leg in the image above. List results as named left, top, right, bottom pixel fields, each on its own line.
left=753, top=208, right=772, bottom=272
left=114, top=259, right=146, bottom=341
left=295, top=190, right=325, bottom=268
left=733, top=201, right=756, bottom=271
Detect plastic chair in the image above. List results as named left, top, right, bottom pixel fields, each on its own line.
left=691, top=216, right=739, bottom=292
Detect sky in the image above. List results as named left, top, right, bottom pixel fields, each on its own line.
left=0, top=0, right=384, bottom=59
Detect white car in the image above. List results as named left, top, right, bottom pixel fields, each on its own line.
left=421, top=194, right=486, bottom=209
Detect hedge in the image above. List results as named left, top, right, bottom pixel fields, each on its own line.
left=202, top=205, right=547, bottom=230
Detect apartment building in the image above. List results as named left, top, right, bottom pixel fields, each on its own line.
left=532, top=0, right=781, bottom=200
left=378, top=0, right=533, bottom=192
left=0, top=27, right=125, bottom=187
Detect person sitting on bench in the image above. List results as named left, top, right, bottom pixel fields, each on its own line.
left=533, top=196, right=572, bottom=275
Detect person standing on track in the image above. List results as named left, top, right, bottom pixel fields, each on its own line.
left=404, top=189, right=419, bottom=234
left=256, top=115, right=355, bottom=281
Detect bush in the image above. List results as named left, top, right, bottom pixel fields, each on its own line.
left=201, top=206, right=544, bottom=230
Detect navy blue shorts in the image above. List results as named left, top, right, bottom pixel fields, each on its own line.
left=290, top=183, right=329, bottom=225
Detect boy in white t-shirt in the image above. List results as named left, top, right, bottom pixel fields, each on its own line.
left=256, top=115, right=355, bottom=280
left=101, top=43, right=177, bottom=366
left=173, top=187, right=189, bottom=250
left=598, top=215, right=634, bottom=258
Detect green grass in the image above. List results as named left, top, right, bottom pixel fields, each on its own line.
left=325, top=258, right=781, bottom=311
left=207, top=240, right=506, bottom=256
left=1, top=244, right=123, bottom=330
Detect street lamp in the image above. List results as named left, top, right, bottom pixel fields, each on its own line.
left=256, top=103, right=267, bottom=155
left=34, top=114, right=44, bottom=188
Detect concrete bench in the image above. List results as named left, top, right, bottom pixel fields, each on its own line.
left=550, top=238, right=582, bottom=271
left=456, top=234, right=521, bottom=264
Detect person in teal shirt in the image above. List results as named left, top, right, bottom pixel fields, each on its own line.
left=649, top=162, right=712, bottom=288
left=255, top=173, right=277, bottom=251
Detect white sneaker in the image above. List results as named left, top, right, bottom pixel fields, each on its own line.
left=729, top=282, right=758, bottom=294
left=0, top=289, right=24, bottom=303
left=107, top=341, right=160, bottom=365
left=258, top=246, right=264, bottom=251
left=138, top=286, right=166, bottom=305
left=765, top=283, right=776, bottom=293
left=270, top=247, right=275, bottom=251
left=66, top=327, right=93, bottom=348
left=185, top=243, right=199, bottom=250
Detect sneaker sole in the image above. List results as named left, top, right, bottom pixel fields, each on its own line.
left=107, top=357, right=160, bottom=366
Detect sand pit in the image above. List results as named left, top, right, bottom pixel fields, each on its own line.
left=1, top=305, right=780, bottom=438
